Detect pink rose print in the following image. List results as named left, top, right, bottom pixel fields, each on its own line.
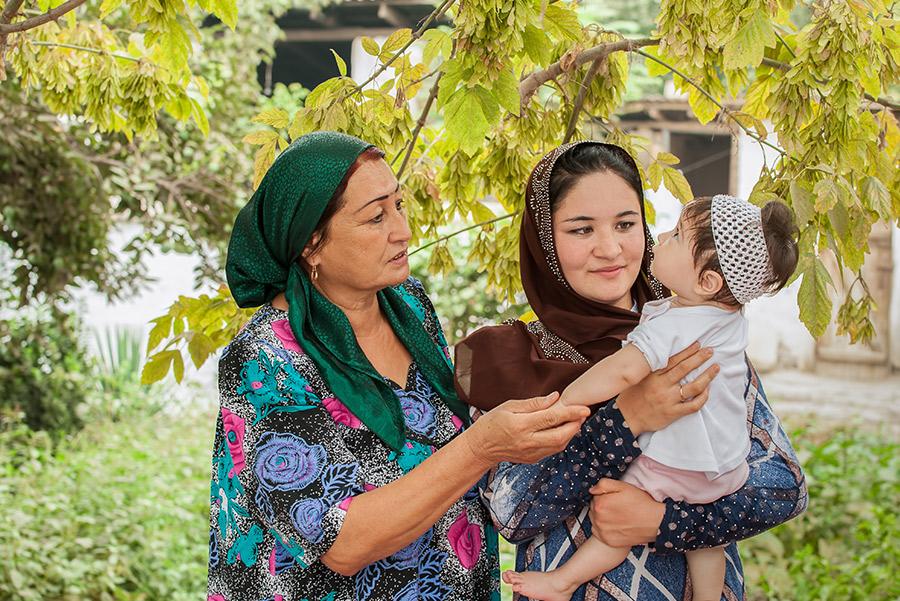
left=271, top=319, right=303, bottom=354
left=208, top=595, right=226, bottom=601
left=338, top=484, right=377, bottom=511
left=220, top=408, right=246, bottom=476
left=451, top=415, right=464, bottom=431
left=322, top=397, right=362, bottom=429
left=447, top=511, right=482, bottom=570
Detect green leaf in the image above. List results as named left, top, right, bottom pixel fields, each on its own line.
left=147, top=315, right=172, bottom=354
left=361, top=36, right=380, bottom=57
left=330, top=49, right=347, bottom=77
left=252, top=108, right=290, bottom=130
left=814, top=178, right=841, bottom=213
left=656, top=151, right=680, bottom=166
left=421, top=29, right=451, bottom=66
left=443, top=87, right=494, bottom=155
left=862, top=176, right=891, bottom=220
left=543, top=4, right=582, bottom=43
left=172, top=351, right=185, bottom=383
left=797, top=257, right=834, bottom=338
left=687, top=86, right=720, bottom=125
left=381, top=28, right=412, bottom=57
left=723, top=11, right=776, bottom=70
left=187, top=332, right=218, bottom=368
left=99, top=0, right=123, bottom=18
left=211, top=0, right=238, bottom=30
left=242, top=129, right=280, bottom=146
left=790, top=180, right=816, bottom=226
left=190, top=98, right=210, bottom=137
left=493, top=68, right=520, bottom=116
left=643, top=46, right=672, bottom=77
left=141, top=351, right=175, bottom=385
left=522, top=24, right=551, bottom=66
left=662, top=167, right=693, bottom=203
left=647, top=161, right=664, bottom=191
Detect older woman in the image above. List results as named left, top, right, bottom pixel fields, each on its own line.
left=207, top=131, right=627, bottom=601
left=457, top=141, right=808, bottom=600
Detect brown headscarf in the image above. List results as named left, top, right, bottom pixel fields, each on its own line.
left=455, top=141, right=667, bottom=410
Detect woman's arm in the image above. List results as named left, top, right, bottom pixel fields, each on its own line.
left=589, top=364, right=808, bottom=552
left=484, top=344, right=719, bottom=543
left=222, top=337, right=588, bottom=579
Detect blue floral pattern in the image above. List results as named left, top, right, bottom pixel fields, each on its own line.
left=208, top=277, right=498, bottom=600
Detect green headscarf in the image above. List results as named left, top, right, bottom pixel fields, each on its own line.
left=225, top=131, right=469, bottom=451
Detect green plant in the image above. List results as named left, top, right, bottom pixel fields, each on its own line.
left=0, top=309, right=94, bottom=435
left=742, top=428, right=899, bottom=600
left=0, top=406, right=214, bottom=601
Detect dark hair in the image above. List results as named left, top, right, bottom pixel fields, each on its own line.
left=681, top=197, right=799, bottom=306
left=548, top=143, right=643, bottom=212
left=300, top=146, right=386, bottom=266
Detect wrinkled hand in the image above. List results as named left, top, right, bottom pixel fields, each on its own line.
left=617, top=342, right=719, bottom=436
left=589, top=478, right=665, bottom=547
left=465, top=392, right=590, bottom=468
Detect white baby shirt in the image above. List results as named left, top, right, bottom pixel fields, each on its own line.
left=625, top=298, right=751, bottom=478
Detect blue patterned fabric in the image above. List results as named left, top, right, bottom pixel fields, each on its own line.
left=481, top=362, right=807, bottom=600
left=208, top=277, right=499, bottom=601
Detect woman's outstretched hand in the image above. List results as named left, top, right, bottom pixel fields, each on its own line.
left=617, top=342, right=719, bottom=436
left=588, top=478, right=665, bottom=547
left=464, top=392, right=590, bottom=468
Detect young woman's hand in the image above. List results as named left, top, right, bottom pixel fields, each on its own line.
left=464, top=392, right=590, bottom=468
left=616, top=342, right=719, bottom=436
left=588, top=479, right=665, bottom=546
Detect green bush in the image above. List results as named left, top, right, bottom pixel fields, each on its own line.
left=0, top=309, right=94, bottom=435
left=742, top=428, right=899, bottom=601
left=0, top=408, right=213, bottom=601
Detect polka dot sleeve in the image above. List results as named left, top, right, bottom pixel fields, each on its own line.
left=481, top=400, right=641, bottom=543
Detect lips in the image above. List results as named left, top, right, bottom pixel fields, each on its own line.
left=389, top=249, right=408, bottom=262
left=591, top=265, right=624, bottom=274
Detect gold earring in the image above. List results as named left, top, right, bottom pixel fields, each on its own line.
left=311, top=265, right=319, bottom=281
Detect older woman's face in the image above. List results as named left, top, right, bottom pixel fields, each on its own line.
left=306, top=158, right=411, bottom=296
left=552, top=170, right=645, bottom=310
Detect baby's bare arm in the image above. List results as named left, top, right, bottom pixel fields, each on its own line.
left=561, top=344, right=652, bottom=406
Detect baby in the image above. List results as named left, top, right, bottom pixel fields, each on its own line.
left=504, top=195, right=798, bottom=601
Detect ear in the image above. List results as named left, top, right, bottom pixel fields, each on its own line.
left=301, top=231, right=323, bottom=265
left=696, top=269, right=725, bottom=297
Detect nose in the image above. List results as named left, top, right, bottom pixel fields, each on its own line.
left=658, top=229, right=672, bottom=243
left=389, top=204, right=412, bottom=243
left=592, top=230, right=622, bottom=259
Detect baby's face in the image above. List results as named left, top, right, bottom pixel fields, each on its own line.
left=651, top=211, right=703, bottom=297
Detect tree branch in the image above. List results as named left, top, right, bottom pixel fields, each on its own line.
left=520, top=37, right=658, bottom=107
left=396, top=71, right=442, bottom=179
left=0, top=0, right=25, bottom=77
left=30, top=40, right=143, bottom=63
left=0, top=0, right=87, bottom=34
left=348, top=0, right=455, bottom=97
left=563, top=58, right=604, bottom=143
left=636, top=48, right=788, bottom=157
left=410, top=212, right=518, bottom=256
left=760, top=57, right=899, bottom=110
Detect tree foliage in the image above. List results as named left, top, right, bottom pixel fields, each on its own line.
left=1, top=0, right=303, bottom=303
left=3, top=1, right=897, bottom=383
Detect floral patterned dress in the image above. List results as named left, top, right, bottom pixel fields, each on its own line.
left=207, top=278, right=500, bottom=601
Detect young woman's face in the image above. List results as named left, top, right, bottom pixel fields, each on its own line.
left=552, top=170, right=645, bottom=310
left=305, top=158, right=412, bottom=297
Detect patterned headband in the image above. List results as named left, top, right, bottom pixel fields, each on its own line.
left=710, top=194, right=772, bottom=304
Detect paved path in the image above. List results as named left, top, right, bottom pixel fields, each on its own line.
left=759, top=369, right=900, bottom=437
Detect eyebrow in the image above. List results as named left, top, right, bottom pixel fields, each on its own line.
left=355, top=183, right=401, bottom=213
left=562, top=210, right=640, bottom=223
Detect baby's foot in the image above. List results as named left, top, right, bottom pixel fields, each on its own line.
left=502, top=569, right=578, bottom=601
